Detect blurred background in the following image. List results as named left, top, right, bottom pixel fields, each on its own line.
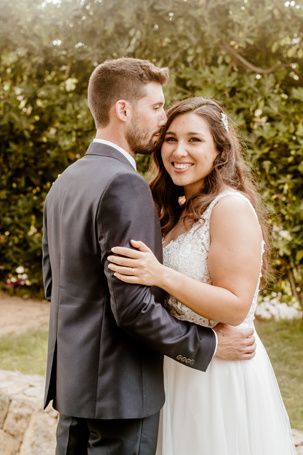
left=0, top=0, right=302, bottom=432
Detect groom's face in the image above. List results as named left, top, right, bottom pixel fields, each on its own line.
left=126, top=82, right=166, bottom=155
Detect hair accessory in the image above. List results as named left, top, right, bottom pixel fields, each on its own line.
left=221, top=112, right=229, bottom=132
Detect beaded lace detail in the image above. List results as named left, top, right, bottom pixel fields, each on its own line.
left=163, top=190, right=264, bottom=328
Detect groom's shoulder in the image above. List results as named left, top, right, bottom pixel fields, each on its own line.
left=104, top=169, right=150, bottom=198
left=45, top=153, right=150, bottom=204
left=99, top=171, right=154, bottom=219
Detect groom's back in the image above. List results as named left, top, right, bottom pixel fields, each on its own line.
left=45, top=152, right=126, bottom=299
left=43, top=145, right=165, bottom=419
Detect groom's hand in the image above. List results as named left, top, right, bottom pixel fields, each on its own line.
left=214, top=323, right=256, bottom=360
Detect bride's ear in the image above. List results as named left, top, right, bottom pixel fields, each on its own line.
left=115, top=100, right=131, bottom=123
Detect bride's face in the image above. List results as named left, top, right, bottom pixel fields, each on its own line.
left=161, top=112, right=218, bottom=198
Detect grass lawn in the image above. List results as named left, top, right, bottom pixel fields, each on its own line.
left=0, top=329, right=48, bottom=376
left=256, top=318, right=303, bottom=431
left=0, top=319, right=302, bottom=429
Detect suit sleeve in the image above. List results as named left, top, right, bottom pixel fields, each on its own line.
left=98, top=172, right=216, bottom=372
left=42, top=201, right=52, bottom=301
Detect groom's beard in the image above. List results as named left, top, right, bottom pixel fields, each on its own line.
left=126, top=121, right=159, bottom=156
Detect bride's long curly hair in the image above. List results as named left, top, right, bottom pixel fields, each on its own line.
left=150, top=97, right=270, bottom=282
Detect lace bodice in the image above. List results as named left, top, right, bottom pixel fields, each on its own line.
left=163, top=190, right=263, bottom=328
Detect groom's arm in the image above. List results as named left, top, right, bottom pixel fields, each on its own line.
left=98, top=171, right=216, bottom=372
left=42, top=202, right=52, bottom=301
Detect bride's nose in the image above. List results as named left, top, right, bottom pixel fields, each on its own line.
left=173, top=141, right=188, bottom=157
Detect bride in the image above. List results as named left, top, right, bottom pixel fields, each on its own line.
left=108, top=97, right=295, bottom=454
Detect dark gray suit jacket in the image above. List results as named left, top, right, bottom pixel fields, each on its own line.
left=42, top=142, right=216, bottom=419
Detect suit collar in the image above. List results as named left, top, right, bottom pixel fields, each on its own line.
left=85, top=142, right=136, bottom=171
left=93, top=139, right=136, bottom=169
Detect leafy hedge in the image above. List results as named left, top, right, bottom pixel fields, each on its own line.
left=0, top=0, right=302, bottom=303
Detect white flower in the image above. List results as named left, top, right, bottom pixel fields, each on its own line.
left=256, top=293, right=302, bottom=321
left=65, top=78, right=78, bottom=92
left=279, top=230, right=292, bottom=240
left=254, top=108, right=263, bottom=117
left=16, top=266, right=24, bottom=274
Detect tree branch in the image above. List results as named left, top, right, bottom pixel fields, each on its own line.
left=222, top=43, right=282, bottom=74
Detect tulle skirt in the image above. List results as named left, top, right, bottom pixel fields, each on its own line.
left=156, top=331, right=296, bottom=455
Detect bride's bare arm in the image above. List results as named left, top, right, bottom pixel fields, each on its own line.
left=108, top=197, right=263, bottom=326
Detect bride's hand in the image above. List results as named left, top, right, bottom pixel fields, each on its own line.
left=107, top=240, right=164, bottom=286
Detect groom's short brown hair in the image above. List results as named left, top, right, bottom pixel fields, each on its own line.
left=87, top=57, right=169, bottom=128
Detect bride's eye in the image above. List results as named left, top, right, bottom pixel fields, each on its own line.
left=189, top=137, right=202, bottom=143
left=164, top=136, right=176, bottom=143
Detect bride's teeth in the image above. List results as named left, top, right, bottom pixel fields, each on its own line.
left=173, top=163, right=192, bottom=169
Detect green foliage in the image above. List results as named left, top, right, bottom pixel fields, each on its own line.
left=0, top=0, right=302, bottom=301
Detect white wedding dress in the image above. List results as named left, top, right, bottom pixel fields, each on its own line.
left=156, top=190, right=296, bottom=455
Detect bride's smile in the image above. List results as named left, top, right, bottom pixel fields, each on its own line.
left=172, top=161, right=194, bottom=171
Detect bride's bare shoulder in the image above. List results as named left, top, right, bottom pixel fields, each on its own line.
left=210, top=192, right=263, bottom=241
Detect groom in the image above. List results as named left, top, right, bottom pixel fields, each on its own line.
left=42, top=57, right=255, bottom=454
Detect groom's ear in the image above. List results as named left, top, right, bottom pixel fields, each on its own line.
left=115, top=100, right=131, bottom=123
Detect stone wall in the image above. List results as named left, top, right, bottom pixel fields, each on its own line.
left=0, top=370, right=57, bottom=455
left=0, top=369, right=302, bottom=454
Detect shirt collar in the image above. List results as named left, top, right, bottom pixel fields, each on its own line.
left=93, top=139, right=136, bottom=170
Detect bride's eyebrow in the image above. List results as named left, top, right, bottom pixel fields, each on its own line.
left=165, top=131, right=205, bottom=137
left=186, top=131, right=204, bottom=136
